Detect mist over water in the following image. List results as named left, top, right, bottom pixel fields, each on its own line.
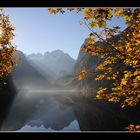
left=0, top=50, right=82, bottom=131
left=1, top=50, right=140, bottom=132
left=1, top=91, right=81, bottom=131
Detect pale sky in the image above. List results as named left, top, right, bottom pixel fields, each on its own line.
left=4, top=8, right=127, bottom=59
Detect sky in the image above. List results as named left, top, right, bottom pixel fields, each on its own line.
left=4, top=8, right=127, bottom=59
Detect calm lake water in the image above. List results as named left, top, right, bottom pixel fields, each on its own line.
left=0, top=90, right=140, bottom=131
left=0, top=91, right=82, bottom=131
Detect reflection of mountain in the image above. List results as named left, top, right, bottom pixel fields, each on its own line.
left=27, top=50, right=75, bottom=83
left=1, top=92, right=140, bottom=131
left=12, top=51, right=51, bottom=90
left=19, top=120, right=80, bottom=131
left=1, top=93, right=77, bottom=131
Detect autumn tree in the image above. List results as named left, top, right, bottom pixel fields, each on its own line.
left=0, top=8, right=16, bottom=86
left=48, top=8, right=140, bottom=130
left=48, top=8, right=140, bottom=106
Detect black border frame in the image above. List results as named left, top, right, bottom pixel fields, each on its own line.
left=0, top=0, right=140, bottom=139
left=0, top=0, right=139, bottom=7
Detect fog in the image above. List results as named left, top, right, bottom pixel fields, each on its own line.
left=27, top=50, right=76, bottom=84
left=11, top=50, right=78, bottom=93
left=2, top=50, right=140, bottom=131
left=0, top=50, right=83, bottom=131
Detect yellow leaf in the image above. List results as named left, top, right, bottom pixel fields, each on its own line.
left=121, top=80, right=127, bottom=85
left=89, top=20, right=97, bottom=28
left=77, top=69, right=87, bottom=80
left=79, top=22, right=83, bottom=25
left=115, top=8, right=122, bottom=17
left=67, top=8, right=74, bottom=11
left=77, top=8, right=82, bottom=13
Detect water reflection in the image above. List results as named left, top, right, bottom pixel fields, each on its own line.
left=1, top=90, right=140, bottom=131
left=0, top=75, right=17, bottom=130
left=18, top=120, right=80, bottom=131
left=0, top=92, right=80, bottom=131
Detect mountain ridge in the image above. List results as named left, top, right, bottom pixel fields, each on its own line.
left=27, top=49, right=76, bottom=83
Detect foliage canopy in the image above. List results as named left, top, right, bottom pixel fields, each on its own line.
left=48, top=8, right=140, bottom=108
left=0, top=9, right=16, bottom=85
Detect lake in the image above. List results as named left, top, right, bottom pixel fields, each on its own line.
left=0, top=90, right=140, bottom=131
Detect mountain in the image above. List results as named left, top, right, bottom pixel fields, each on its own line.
left=73, top=41, right=104, bottom=96
left=53, top=41, right=105, bottom=94
left=27, top=50, right=76, bottom=83
left=73, top=29, right=131, bottom=97
left=11, top=51, right=51, bottom=91
left=11, top=50, right=76, bottom=91
left=51, top=39, right=113, bottom=92
left=74, top=41, right=102, bottom=75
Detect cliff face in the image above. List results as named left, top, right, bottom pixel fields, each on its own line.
left=74, top=42, right=102, bottom=75
left=74, top=34, right=123, bottom=97
left=55, top=41, right=107, bottom=95
left=73, top=41, right=103, bottom=97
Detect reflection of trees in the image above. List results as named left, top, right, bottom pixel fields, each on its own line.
left=0, top=75, right=17, bottom=130
left=70, top=96, right=140, bottom=131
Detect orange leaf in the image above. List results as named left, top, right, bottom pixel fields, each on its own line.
left=77, top=69, right=87, bottom=80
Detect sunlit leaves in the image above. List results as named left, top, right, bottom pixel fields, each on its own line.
left=89, top=20, right=97, bottom=28
left=79, top=21, right=83, bottom=25
left=48, top=8, right=65, bottom=15
left=84, top=8, right=93, bottom=20
left=77, top=8, right=83, bottom=13
left=107, top=9, right=113, bottom=19
left=47, top=7, right=140, bottom=110
left=67, top=8, right=74, bottom=12
left=47, top=8, right=140, bottom=108
left=77, top=69, right=87, bottom=81
left=114, top=8, right=123, bottom=17
left=48, top=8, right=58, bottom=15
left=95, top=74, right=105, bottom=80
left=98, top=20, right=106, bottom=28
left=125, top=124, right=140, bottom=131
left=0, top=9, right=16, bottom=84
left=96, top=87, right=107, bottom=99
